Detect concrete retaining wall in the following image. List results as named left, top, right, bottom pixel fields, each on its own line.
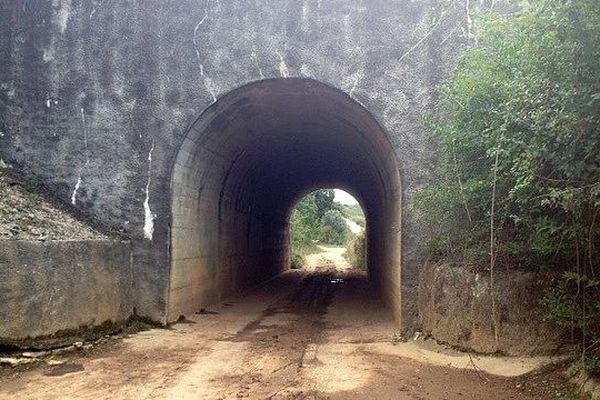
left=418, top=262, right=565, bottom=356
left=0, top=240, right=132, bottom=345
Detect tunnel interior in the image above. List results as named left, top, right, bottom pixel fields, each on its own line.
left=169, top=78, right=402, bottom=323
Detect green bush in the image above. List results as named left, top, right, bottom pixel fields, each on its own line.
left=290, top=252, right=306, bottom=270
left=345, top=231, right=366, bottom=270
left=418, top=0, right=600, bottom=367
left=542, top=272, right=600, bottom=376
left=421, top=0, right=600, bottom=268
left=320, top=209, right=348, bottom=246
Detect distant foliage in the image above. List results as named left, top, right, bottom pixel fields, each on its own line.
left=290, top=253, right=306, bottom=270
left=290, top=190, right=352, bottom=263
left=314, top=190, right=336, bottom=219
left=341, top=203, right=366, bottom=227
left=418, top=0, right=600, bottom=371
left=320, top=209, right=348, bottom=246
left=290, top=191, right=322, bottom=254
left=345, top=231, right=366, bottom=270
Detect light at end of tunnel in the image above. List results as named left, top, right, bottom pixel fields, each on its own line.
left=334, top=189, right=359, bottom=205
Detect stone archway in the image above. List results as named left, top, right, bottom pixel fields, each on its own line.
left=169, top=78, right=402, bottom=324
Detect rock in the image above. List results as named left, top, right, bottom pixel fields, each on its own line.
left=46, top=359, right=65, bottom=366
left=73, top=341, right=84, bottom=349
left=0, top=357, right=37, bottom=366
left=21, top=351, right=49, bottom=358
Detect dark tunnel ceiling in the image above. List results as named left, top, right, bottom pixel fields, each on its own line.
left=184, top=79, right=400, bottom=218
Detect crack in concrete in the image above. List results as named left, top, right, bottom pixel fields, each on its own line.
left=192, top=0, right=217, bottom=102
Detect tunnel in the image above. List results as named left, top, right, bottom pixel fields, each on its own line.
left=169, top=78, right=402, bottom=324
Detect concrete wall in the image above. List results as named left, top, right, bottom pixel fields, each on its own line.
left=0, top=240, right=132, bottom=344
left=0, top=0, right=509, bottom=327
left=418, top=262, right=564, bottom=356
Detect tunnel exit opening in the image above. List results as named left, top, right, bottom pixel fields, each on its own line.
left=168, top=78, right=402, bottom=325
left=289, top=188, right=367, bottom=273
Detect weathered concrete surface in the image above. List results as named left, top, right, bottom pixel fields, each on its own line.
left=0, top=240, right=132, bottom=343
left=418, top=262, right=565, bottom=356
left=0, top=0, right=509, bottom=327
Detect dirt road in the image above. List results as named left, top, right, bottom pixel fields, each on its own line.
left=0, top=249, right=581, bottom=399
left=304, top=245, right=352, bottom=271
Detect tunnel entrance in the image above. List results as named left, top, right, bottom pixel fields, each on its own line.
left=169, top=79, right=402, bottom=324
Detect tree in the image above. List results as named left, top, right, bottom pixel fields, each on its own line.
left=291, top=192, right=321, bottom=251
left=320, top=209, right=348, bottom=245
left=314, top=189, right=336, bottom=219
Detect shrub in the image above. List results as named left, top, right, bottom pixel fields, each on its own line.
left=290, top=252, right=306, bottom=270
left=345, top=231, right=366, bottom=270
left=418, top=0, right=600, bottom=366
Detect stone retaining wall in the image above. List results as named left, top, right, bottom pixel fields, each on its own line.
left=418, top=262, right=565, bottom=356
left=0, top=240, right=132, bottom=346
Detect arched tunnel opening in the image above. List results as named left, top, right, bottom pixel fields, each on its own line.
left=169, top=78, right=402, bottom=324
left=289, top=188, right=367, bottom=272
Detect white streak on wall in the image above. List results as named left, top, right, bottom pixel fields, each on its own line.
left=71, top=175, right=81, bottom=205
left=349, top=72, right=362, bottom=98
left=301, top=0, right=310, bottom=33
left=143, top=141, right=155, bottom=240
left=252, top=51, right=265, bottom=79
left=397, top=4, right=453, bottom=63
left=300, top=64, right=312, bottom=78
left=466, top=0, right=473, bottom=38
left=342, top=13, right=352, bottom=42
left=192, top=0, right=210, bottom=75
left=43, top=47, right=55, bottom=63
left=53, top=0, right=73, bottom=34
left=316, top=0, right=323, bottom=32
left=89, top=0, right=104, bottom=20
left=72, top=108, right=90, bottom=206
left=192, top=0, right=217, bottom=103
left=204, top=76, right=217, bottom=103
left=277, top=52, right=289, bottom=78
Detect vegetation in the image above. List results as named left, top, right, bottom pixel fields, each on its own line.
left=290, top=189, right=351, bottom=268
left=417, top=0, right=600, bottom=373
left=290, top=189, right=367, bottom=270
left=345, top=231, right=366, bottom=270
left=340, top=203, right=366, bottom=227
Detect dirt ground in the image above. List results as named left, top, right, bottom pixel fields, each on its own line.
left=0, top=247, right=587, bottom=399
left=304, top=245, right=352, bottom=271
